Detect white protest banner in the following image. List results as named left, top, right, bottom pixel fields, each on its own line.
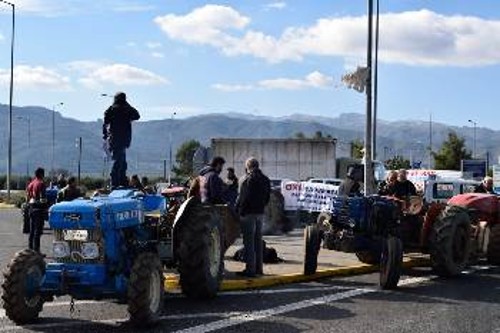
left=281, top=181, right=339, bottom=212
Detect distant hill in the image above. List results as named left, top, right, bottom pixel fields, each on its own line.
left=0, top=104, right=496, bottom=177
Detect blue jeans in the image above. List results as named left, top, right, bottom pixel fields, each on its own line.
left=240, top=214, right=264, bottom=275
left=111, top=148, right=127, bottom=188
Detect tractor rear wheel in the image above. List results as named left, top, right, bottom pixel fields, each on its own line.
left=379, top=236, right=403, bottom=290
left=1, top=249, right=46, bottom=325
left=127, top=252, right=164, bottom=327
left=429, top=206, right=471, bottom=277
left=356, top=250, right=381, bottom=265
left=487, top=224, right=500, bottom=265
left=178, top=203, right=224, bottom=299
left=304, top=225, right=321, bottom=275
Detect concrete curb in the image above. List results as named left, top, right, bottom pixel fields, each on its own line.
left=164, top=256, right=430, bottom=292
left=0, top=204, right=16, bottom=210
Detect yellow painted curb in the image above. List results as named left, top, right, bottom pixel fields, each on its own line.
left=0, top=204, right=16, bottom=210
left=164, top=256, right=430, bottom=292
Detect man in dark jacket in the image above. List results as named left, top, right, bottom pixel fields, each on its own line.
left=475, top=176, right=495, bottom=194
left=103, top=92, right=140, bottom=188
left=199, top=156, right=226, bottom=204
left=236, top=158, right=271, bottom=277
left=57, top=176, right=82, bottom=202
left=394, top=169, right=417, bottom=199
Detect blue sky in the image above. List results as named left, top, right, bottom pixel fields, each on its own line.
left=0, top=0, right=499, bottom=129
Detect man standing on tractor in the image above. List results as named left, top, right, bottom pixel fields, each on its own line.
left=225, top=167, right=239, bottom=209
left=338, top=165, right=363, bottom=196
left=26, top=167, right=48, bottom=254
left=236, top=157, right=271, bottom=277
left=103, top=92, right=140, bottom=188
left=474, top=176, right=495, bottom=194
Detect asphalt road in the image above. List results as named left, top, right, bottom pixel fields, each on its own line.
left=1, top=209, right=500, bottom=333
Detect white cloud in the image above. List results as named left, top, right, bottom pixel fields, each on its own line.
left=156, top=7, right=500, bottom=67
left=154, top=4, right=250, bottom=49
left=212, top=83, right=254, bottom=92
left=213, top=71, right=333, bottom=92
left=151, top=52, right=165, bottom=58
left=0, top=65, right=70, bottom=90
left=146, top=42, right=162, bottom=49
left=112, top=3, right=155, bottom=13
left=75, top=63, right=169, bottom=89
left=264, top=2, right=287, bottom=11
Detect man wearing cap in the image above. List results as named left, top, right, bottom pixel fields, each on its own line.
left=103, top=92, right=140, bottom=188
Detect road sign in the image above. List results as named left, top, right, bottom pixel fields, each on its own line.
left=461, top=159, right=487, bottom=180
left=493, top=165, right=500, bottom=192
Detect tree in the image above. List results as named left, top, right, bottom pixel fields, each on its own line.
left=313, top=131, right=323, bottom=139
left=173, top=139, right=201, bottom=177
left=350, top=139, right=364, bottom=159
left=385, top=155, right=411, bottom=170
left=432, top=131, right=472, bottom=170
left=294, top=132, right=306, bottom=139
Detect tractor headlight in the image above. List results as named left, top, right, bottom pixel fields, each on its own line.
left=53, top=241, right=70, bottom=258
left=81, top=242, right=100, bottom=259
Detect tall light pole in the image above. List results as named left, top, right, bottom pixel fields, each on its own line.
left=16, top=116, right=30, bottom=177
left=371, top=0, right=380, bottom=161
left=168, top=111, right=177, bottom=185
left=468, top=119, right=477, bottom=159
left=1, top=0, right=15, bottom=200
left=364, top=0, right=374, bottom=195
left=51, top=102, right=64, bottom=178
left=76, top=137, right=82, bottom=184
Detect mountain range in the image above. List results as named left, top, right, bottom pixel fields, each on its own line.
left=0, top=104, right=496, bottom=177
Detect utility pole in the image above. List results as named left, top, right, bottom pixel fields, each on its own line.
left=168, top=111, right=177, bottom=184
left=1, top=0, right=15, bottom=200
left=51, top=102, right=63, bottom=178
left=364, top=0, right=374, bottom=195
left=428, top=113, right=433, bottom=169
left=468, top=119, right=477, bottom=159
left=76, top=137, right=82, bottom=184
left=371, top=0, right=380, bottom=161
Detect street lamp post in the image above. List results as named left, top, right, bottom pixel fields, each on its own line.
left=1, top=0, right=15, bottom=200
left=364, top=0, right=374, bottom=195
left=76, top=137, right=82, bottom=184
left=16, top=116, right=30, bottom=177
left=168, top=111, right=177, bottom=185
left=51, top=102, right=64, bottom=178
left=468, top=119, right=477, bottom=159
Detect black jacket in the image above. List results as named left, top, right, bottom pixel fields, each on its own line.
left=199, top=166, right=225, bottom=204
left=237, top=169, right=271, bottom=216
left=103, top=101, right=140, bottom=149
left=393, top=180, right=417, bottom=198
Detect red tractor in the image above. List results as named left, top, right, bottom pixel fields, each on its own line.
left=443, top=193, right=500, bottom=265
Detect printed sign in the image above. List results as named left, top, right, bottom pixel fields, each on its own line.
left=281, top=181, right=339, bottom=212
left=462, top=159, right=487, bottom=180
left=493, top=165, right=500, bottom=193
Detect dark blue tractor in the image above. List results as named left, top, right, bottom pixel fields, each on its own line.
left=303, top=195, right=403, bottom=289
left=2, top=189, right=239, bottom=326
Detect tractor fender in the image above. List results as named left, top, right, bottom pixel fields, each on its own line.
left=421, top=202, right=446, bottom=248
left=171, top=197, right=199, bottom=261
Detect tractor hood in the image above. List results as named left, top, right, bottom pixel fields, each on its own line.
left=448, top=193, right=499, bottom=222
left=49, top=191, right=166, bottom=230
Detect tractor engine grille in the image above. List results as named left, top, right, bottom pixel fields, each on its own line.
left=53, top=229, right=105, bottom=264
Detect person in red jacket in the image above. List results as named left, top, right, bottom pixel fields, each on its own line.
left=26, top=167, right=47, bottom=253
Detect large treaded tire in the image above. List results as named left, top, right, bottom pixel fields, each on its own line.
left=1, top=249, right=46, bottom=325
left=127, top=252, right=164, bottom=327
left=379, top=236, right=403, bottom=290
left=304, top=225, right=321, bottom=275
left=487, top=224, right=500, bottom=265
left=429, top=205, right=471, bottom=277
left=178, top=202, right=224, bottom=299
left=356, top=250, right=381, bottom=265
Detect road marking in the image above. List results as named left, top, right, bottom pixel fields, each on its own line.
left=0, top=300, right=101, bottom=319
left=172, top=288, right=377, bottom=333
left=0, top=266, right=492, bottom=331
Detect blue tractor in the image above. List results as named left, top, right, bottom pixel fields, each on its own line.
left=303, top=195, right=403, bottom=289
left=2, top=189, right=239, bottom=326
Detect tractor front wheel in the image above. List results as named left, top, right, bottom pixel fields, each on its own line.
left=127, top=252, right=164, bottom=327
left=356, top=250, right=381, bottom=265
left=304, top=225, right=321, bottom=275
left=1, top=249, right=46, bottom=325
left=379, top=236, right=403, bottom=290
left=487, top=224, right=500, bottom=265
left=178, top=203, right=224, bottom=299
left=429, top=206, right=471, bottom=277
